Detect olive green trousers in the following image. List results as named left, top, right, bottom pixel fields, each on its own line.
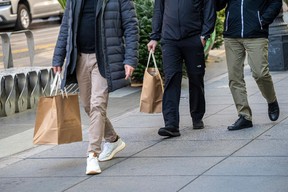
left=224, top=38, right=277, bottom=121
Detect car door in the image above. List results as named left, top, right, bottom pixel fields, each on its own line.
left=29, top=0, right=62, bottom=17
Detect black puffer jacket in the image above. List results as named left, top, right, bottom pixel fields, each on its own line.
left=216, top=0, right=282, bottom=38
left=150, top=0, right=216, bottom=41
left=52, top=0, right=139, bottom=92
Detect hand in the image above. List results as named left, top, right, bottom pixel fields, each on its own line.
left=124, top=64, right=135, bottom=80
left=147, top=40, right=158, bottom=53
left=200, top=37, right=206, bottom=47
left=53, top=66, right=62, bottom=74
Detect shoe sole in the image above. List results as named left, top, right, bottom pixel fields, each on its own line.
left=227, top=125, right=253, bottom=131
left=193, top=126, right=204, bottom=129
left=98, top=142, right=126, bottom=162
left=86, top=169, right=102, bottom=175
left=158, top=130, right=180, bottom=137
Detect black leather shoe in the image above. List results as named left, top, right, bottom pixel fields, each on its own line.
left=158, top=126, right=180, bottom=137
left=227, top=116, right=253, bottom=131
left=193, top=120, right=204, bottom=129
left=268, top=100, right=280, bottom=121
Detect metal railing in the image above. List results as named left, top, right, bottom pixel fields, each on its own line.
left=0, top=30, right=53, bottom=116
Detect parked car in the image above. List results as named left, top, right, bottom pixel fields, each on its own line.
left=0, top=0, right=63, bottom=30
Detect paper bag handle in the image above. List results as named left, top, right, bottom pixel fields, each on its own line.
left=50, top=72, right=64, bottom=96
left=146, top=50, right=158, bottom=70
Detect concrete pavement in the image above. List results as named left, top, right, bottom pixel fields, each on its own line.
left=0, top=49, right=288, bottom=192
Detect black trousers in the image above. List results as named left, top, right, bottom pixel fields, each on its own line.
left=161, top=35, right=206, bottom=128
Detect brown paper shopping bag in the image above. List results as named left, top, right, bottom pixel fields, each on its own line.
left=140, top=51, right=164, bottom=113
left=33, top=73, right=82, bottom=144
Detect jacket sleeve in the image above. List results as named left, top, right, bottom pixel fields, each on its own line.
left=201, top=0, right=216, bottom=39
left=52, top=0, right=70, bottom=67
left=120, top=0, right=139, bottom=68
left=261, top=0, right=282, bottom=26
left=150, top=0, right=164, bottom=41
left=215, top=0, right=227, bottom=12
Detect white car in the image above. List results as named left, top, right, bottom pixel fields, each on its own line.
left=0, top=0, right=63, bottom=30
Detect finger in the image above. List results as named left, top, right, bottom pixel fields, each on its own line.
left=147, top=44, right=152, bottom=51
left=53, top=67, right=57, bottom=74
left=125, top=72, right=131, bottom=80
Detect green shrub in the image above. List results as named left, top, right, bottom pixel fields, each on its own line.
left=58, top=0, right=66, bottom=9
left=213, top=10, right=225, bottom=49
left=132, top=0, right=163, bottom=83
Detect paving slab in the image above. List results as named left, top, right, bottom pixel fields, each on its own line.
left=101, top=157, right=224, bottom=176
left=180, top=176, right=288, bottom=192
left=0, top=158, right=88, bottom=177
left=135, top=140, right=249, bottom=157
left=233, top=139, right=288, bottom=157
left=205, top=157, right=288, bottom=176
left=66, top=176, right=195, bottom=192
left=0, top=177, right=86, bottom=192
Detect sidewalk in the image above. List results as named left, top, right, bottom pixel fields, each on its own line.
left=0, top=50, right=288, bottom=192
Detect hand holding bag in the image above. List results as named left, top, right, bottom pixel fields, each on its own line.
left=33, top=73, right=82, bottom=145
left=140, top=51, right=164, bottom=113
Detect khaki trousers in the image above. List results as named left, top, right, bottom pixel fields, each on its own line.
left=224, top=38, right=277, bottom=121
left=76, top=53, right=117, bottom=155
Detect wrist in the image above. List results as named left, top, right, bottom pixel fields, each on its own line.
left=200, top=35, right=208, bottom=41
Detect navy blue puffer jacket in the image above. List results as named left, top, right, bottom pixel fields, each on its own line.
left=52, top=0, right=139, bottom=92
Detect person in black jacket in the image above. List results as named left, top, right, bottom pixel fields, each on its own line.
left=216, top=0, right=282, bottom=131
left=52, top=0, right=139, bottom=174
left=147, top=0, right=216, bottom=137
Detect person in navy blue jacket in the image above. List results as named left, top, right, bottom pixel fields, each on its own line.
left=216, top=0, right=282, bottom=131
left=52, top=0, right=139, bottom=175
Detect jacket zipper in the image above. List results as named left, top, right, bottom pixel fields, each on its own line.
left=225, top=11, right=230, bottom=31
left=257, top=11, right=263, bottom=30
left=241, top=0, right=244, bottom=37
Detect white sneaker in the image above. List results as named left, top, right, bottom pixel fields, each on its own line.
left=98, top=138, right=126, bottom=161
left=86, top=153, right=101, bottom=175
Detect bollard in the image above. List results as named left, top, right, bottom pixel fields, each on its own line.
left=27, top=70, right=40, bottom=109
left=0, top=76, right=5, bottom=116
left=15, top=73, right=28, bottom=112
left=39, top=68, right=52, bottom=96
left=3, top=75, right=16, bottom=116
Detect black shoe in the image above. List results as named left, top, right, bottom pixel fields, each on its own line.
left=227, top=116, right=253, bottom=131
left=268, top=100, right=280, bottom=121
left=158, top=126, right=180, bottom=137
left=193, top=120, right=204, bottom=129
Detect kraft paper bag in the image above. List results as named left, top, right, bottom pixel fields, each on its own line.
left=33, top=73, right=82, bottom=144
left=140, top=51, right=164, bottom=113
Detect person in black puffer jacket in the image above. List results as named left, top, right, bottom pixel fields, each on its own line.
left=216, top=0, right=282, bottom=131
left=147, top=0, right=216, bottom=137
left=52, top=0, right=139, bottom=175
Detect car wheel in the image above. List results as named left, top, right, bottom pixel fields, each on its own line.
left=15, top=4, right=31, bottom=30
